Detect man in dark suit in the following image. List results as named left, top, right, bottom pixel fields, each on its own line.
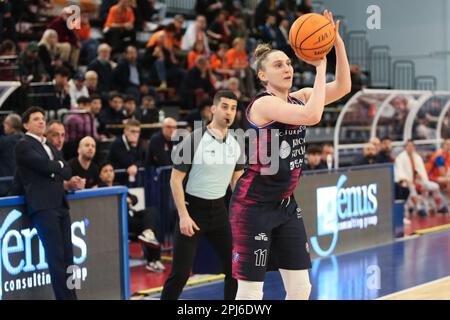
left=12, top=107, right=77, bottom=300
left=146, top=117, right=177, bottom=166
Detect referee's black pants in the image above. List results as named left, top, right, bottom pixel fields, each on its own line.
left=161, top=193, right=237, bottom=300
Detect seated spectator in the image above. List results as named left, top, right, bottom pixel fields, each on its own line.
left=98, top=92, right=126, bottom=135
left=224, top=37, right=255, bottom=97
left=0, top=40, right=18, bottom=81
left=207, top=10, right=230, bottom=51
left=185, top=98, right=213, bottom=132
left=18, top=41, right=49, bottom=83
left=181, top=15, right=210, bottom=54
left=303, top=145, right=328, bottom=171
left=297, top=0, right=313, bottom=17
left=426, top=138, right=450, bottom=197
left=64, top=96, right=97, bottom=141
left=183, top=56, right=216, bottom=109
left=98, top=161, right=164, bottom=272
left=47, top=6, right=80, bottom=68
left=69, top=136, right=99, bottom=189
left=276, top=18, right=294, bottom=58
left=46, top=120, right=86, bottom=191
left=144, top=28, right=187, bottom=93
left=195, top=0, right=224, bottom=24
left=40, top=67, right=71, bottom=112
left=103, top=0, right=136, bottom=55
left=85, top=70, right=99, bottom=96
left=146, top=117, right=177, bottom=166
left=0, top=0, right=16, bottom=43
left=395, top=140, right=448, bottom=216
left=227, top=12, right=248, bottom=44
left=137, top=95, right=159, bottom=124
left=370, top=137, right=381, bottom=154
left=260, top=14, right=278, bottom=48
left=187, top=40, right=207, bottom=70
left=68, top=71, right=89, bottom=108
left=0, top=114, right=23, bottom=195
left=112, top=45, right=145, bottom=101
left=74, top=13, right=99, bottom=65
left=225, top=77, right=248, bottom=129
left=210, top=43, right=235, bottom=83
left=376, top=137, right=395, bottom=163
left=108, top=119, right=146, bottom=185
left=135, top=0, right=167, bottom=30
left=356, top=142, right=378, bottom=165
left=123, top=95, right=138, bottom=120
left=320, top=142, right=334, bottom=169
left=38, top=29, right=69, bottom=78
left=172, top=14, right=186, bottom=53
left=87, top=44, right=115, bottom=94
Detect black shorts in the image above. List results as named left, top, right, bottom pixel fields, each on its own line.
left=230, top=195, right=312, bottom=281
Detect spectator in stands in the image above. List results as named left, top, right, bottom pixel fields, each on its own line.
left=74, top=12, right=99, bottom=65
left=98, top=92, right=126, bottom=134
left=144, top=25, right=187, bottom=93
left=113, top=45, right=145, bottom=101
left=89, top=94, right=106, bottom=141
left=225, top=77, right=247, bottom=129
left=69, top=136, right=99, bottom=189
left=137, top=95, right=159, bottom=124
left=227, top=12, right=248, bottom=43
left=210, top=43, right=235, bottom=83
left=88, top=44, right=115, bottom=94
left=42, top=67, right=71, bottom=111
left=254, top=0, right=276, bottom=28
left=426, top=138, right=450, bottom=198
left=136, top=0, right=167, bottom=30
left=185, top=98, right=213, bottom=132
left=98, top=161, right=164, bottom=272
left=303, top=145, right=328, bottom=171
left=260, top=14, right=278, bottom=48
left=47, top=6, right=80, bottom=68
left=103, top=0, right=136, bottom=55
left=64, top=96, right=97, bottom=144
left=68, top=71, right=89, bottom=108
left=350, top=64, right=367, bottom=96
left=38, top=29, right=69, bottom=79
left=207, top=10, right=230, bottom=51
left=183, top=56, right=217, bottom=109
left=181, top=15, right=210, bottom=54
left=187, top=40, right=207, bottom=70
left=356, top=142, right=378, bottom=165
left=297, top=0, right=313, bottom=17
left=146, top=117, right=177, bottom=166
left=224, top=37, right=255, bottom=97
left=370, top=137, right=381, bottom=154
left=276, top=18, right=294, bottom=58
left=85, top=70, right=99, bottom=96
left=18, top=41, right=49, bottom=83
left=172, top=14, right=186, bottom=54
left=108, top=119, right=146, bottom=185
left=0, top=39, right=18, bottom=81
left=395, top=140, right=448, bottom=216
left=0, top=0, right=17, bottom=43
left=376, top=137, right=395, bottom=163
left=0, top=114, right=23, bottom=195
left=320, top=142, right=334, bottom=169
left=123, top=95, right=138, bottom=120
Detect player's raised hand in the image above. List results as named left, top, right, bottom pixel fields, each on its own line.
left=324, top=10, right=343, bottom=47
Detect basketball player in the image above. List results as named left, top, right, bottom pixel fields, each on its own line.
left=230, top=10, right=351, bottom=300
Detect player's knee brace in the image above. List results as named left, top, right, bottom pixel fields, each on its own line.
left=280, top=269, right=311, bottom=300
left=235, top=280, right=264, bottom=300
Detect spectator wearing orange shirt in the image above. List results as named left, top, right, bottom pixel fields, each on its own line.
left=74, top=13, right=99, bottom=65
left=210, top=43, right=235, bottom=83
left=187, top=41, right=207, bottom=70
left=224, top=37, right=254, bottom=97
left=104, top=0, right=136, bottom=54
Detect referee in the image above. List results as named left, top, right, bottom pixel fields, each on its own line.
left=161, top=90, right=244, bottom=300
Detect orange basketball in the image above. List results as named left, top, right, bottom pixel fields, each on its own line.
left=289, top=13, right=336, bottom=61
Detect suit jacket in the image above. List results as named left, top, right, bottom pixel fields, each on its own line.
left=88, top=58, right=113, bottom=93
left=12, top=135, right=72, bottom=214
left=112, top=59, right=144, bottom=90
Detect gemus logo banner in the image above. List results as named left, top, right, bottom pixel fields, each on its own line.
left=0, top=209, right=88, bottom=299
left=310, top=175, right=379, bottom=257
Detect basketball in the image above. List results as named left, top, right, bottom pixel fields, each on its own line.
left=289, top=13, right=336, bottom=61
